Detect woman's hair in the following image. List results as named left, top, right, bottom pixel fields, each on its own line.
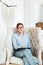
left=16, top=23, right=24, bottom=28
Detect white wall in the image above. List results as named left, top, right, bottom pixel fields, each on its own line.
left=13, top=0, right=24, bottom=27
left=2, top=0, right=24, bottom=27
left=1, top=0, right=43, bottom=27
left=24, top=0, right=31, bottom=27
left=30, top=0, right=43, bottom=27
left=0, top=0, right=43, bottom=40
left=0, top=0, right=24, bottom=40
left=0, top=3, right=7, bottom=41
left=23, top=0, right=43, bottom=27
left=39, top=5, right=43, bottom=21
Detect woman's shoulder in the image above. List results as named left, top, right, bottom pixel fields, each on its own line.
left=13, top=33, right=18, bottom=37
left=24, top=32, right=30, bottom=37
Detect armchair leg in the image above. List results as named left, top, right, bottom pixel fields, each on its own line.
left=38, top=49, right=42, bottom=65
left=41, top=52, right=43, bottom=65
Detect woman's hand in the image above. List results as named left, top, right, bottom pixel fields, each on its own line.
left=21, top=45, right=26, bottom=48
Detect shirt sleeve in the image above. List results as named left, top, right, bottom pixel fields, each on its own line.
left=27, top=34, right=31, bottom=48
left=12, top=34, right=21, bottom=50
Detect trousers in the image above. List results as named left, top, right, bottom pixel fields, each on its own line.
left=14, top=49, right=39, bottom=65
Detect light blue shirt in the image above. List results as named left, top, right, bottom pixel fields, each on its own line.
left=12, top=32, right=31, bottom=50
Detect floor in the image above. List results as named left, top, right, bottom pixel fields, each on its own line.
left=0, top=63, right=19, bottom=65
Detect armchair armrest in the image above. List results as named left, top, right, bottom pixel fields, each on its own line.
left=0, top=49, right=6, bottom=64
left=5, top=49, right=10, bottom=65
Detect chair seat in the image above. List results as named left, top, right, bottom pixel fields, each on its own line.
left=9, top=56, right=24, bottom=65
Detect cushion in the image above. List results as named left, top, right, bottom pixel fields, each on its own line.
left=9, top=57, right=24, bottom=65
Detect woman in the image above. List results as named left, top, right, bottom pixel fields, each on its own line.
left=12, top=23, right=39, bottom=65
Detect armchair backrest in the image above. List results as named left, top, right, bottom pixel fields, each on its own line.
left=28, top=27, right=40, bottom=57
left=3, top=27, right=40, bottom=57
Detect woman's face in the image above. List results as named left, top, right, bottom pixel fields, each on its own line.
left=17, top=25, right=24, bottom=34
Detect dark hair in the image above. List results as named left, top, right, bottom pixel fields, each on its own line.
left=16, top=23, right=24, bottom=28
